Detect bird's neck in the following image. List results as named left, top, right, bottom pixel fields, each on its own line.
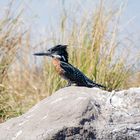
left=52, top=58, right=60, bottom=66
left=60, top=55, right=68, bottom=63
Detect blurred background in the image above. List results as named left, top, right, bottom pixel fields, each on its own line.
left=0, top=0, right=140, bottom=122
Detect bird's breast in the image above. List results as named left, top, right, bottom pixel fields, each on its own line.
left=52, top=59, right=64, bottom=75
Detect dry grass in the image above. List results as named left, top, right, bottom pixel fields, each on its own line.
left=0, top=0, right=139, bottom=122
left=0, top=1, right=25, bottom=121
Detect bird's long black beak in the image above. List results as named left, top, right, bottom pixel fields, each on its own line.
left=33, top=52, right=52, bottom=57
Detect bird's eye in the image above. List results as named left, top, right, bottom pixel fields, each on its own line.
left=47, top=49, right=52, bottom=53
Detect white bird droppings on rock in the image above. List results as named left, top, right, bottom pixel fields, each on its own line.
left=12, top=130, right=22, bottom=140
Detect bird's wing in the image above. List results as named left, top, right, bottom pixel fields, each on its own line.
left=60, top=62, right=88, bottom=85
left=60, top=61, right=105, bottom=88
left=60, top=61, right=106, bottom=88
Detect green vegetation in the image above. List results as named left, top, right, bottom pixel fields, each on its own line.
left=0, top=1, right=139, bottom=122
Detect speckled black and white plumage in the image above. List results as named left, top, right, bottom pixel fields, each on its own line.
left=60, top=61, right=105, bottom=88
left=34, top=45, right=105, bottom=89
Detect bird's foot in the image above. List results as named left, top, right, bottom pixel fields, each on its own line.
left=66, top=82, right=71, bottom=87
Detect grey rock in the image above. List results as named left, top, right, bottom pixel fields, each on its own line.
left=0, top=87, right=140, bottom=140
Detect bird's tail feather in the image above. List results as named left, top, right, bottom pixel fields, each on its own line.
left=93, top=83, right=106, bottom=89
left=87, top=81, right=106, bottom=89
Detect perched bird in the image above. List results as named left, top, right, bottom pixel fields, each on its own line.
left=34, top=45, right=105, bottom=89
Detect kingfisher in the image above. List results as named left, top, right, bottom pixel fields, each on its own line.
left=34, top=45, right=105, bottom=89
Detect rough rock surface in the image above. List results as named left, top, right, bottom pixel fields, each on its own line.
left=0, top=87, right=140, bottom=140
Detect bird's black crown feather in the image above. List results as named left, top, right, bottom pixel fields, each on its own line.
left=48, top=45, right=68, bottom=62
